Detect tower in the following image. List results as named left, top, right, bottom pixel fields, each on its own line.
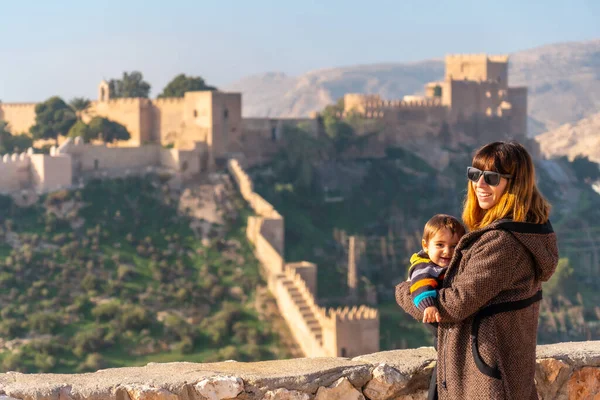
left=98, top=80, right=110, bottom=102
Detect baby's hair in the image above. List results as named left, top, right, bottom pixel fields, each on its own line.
left=422, top=214, right=466, bottom=244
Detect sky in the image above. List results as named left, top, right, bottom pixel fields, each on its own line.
left=0, top=0, right=599, bottom=102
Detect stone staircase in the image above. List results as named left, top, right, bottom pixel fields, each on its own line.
left=281, top=276, right=323, bottom=346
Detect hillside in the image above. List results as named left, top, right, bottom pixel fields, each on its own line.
left=535, top=111, right=600, bottom=163
left=0, top=173, right=292, bottom=373
left=250, top=124, right=600, bottom=349
left=225, top=39, right=600, bottom=136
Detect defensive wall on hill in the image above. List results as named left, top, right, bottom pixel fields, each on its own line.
left=227, top=159, right=379, bottom=359
left=0, top=341, right=598, bottom=399
left=0, top=137, right=208, bottom=195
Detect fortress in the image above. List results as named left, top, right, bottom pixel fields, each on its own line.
left=340, top=54, right=528, bottom=159
left=0, top=53, right=527, bottom=360
left=0, top=53, right=528, bottom=195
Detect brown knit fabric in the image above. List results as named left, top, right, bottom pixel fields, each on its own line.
left=396, top=220, right=558, bottom=400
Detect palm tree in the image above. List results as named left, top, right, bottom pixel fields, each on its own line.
left=69, top=98, right=92, bottom=120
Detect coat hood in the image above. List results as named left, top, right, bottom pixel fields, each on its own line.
left=493, top=220, right=559, bottom=282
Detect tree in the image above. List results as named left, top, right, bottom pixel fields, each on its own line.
left=87, top=117, right=131, bottom=143
left=69, top=98, right=91, bottom=120
left=158, top=74, right=217, bottom=98
left=30, top=97, right=76, bottom=144
left=108, top=71, right=151, bottom=98
left=67, top=120, right=94, bottom=142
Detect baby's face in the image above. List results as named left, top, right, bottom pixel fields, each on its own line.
left=422, top=228, right=460, bottom=267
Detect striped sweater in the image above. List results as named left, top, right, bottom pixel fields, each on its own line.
left=407, top=250, right=446, bottom=311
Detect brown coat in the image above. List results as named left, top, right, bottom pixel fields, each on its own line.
left=396, top=219, right=558, bottom=400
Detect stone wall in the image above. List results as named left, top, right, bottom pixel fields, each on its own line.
left=0, top=149, right=72, bottom=194
left=0, top=137, right=207, bottom=194
left=1, top=341, right=598, bottom=400
left=152, top=97, right=187, bottom=145
left=0, top=103, right=37, bottom=134
left=0, top=151, right=32, bottom=193
left=29, top=153, right=73, bottom=193
left=57, top=139, right=162, bottom=177
left=84, top=98, right=150, bottom=147
left=227, top=159, right=379, bottom=359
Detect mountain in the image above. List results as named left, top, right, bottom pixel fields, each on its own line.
left=224, top=39, right=600, bottom=136
left=535, top=111, right=600, bottom=163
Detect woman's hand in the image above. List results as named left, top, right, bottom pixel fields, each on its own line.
left=423, top=306, right=441, bottom=323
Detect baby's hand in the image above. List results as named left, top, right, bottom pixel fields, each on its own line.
left=422, top=306, right=441, bottom=324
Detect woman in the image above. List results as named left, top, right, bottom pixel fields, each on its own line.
left=396, top=141, right=558, bottom=400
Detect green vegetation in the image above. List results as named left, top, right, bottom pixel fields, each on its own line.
left=30, top=97, right=76, bottom=144
left=69, top=98, right=92, bottom=117
left=67, top=117, right=130, bottom=143
left=158, top=74, right=217, bottom=98
left=251, top=114, right=600, bottom=349
left=0, top=175, right=288, bottom=373
left=108, top=71, right=151, bottom=99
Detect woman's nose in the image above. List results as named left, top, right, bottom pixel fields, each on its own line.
left=475, top=175, right=488, bottom=188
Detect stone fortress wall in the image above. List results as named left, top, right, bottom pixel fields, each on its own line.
left=0, top=103, right=37, bottom=134
left=342, top=54, right=528, bottom=145
left=0, top=341, right=598, bottom=400
left=1, top=83, right=313, bottom=170
left=228, top=159, right=379, bottom=358
left=0, top=137, right=207, bottom=195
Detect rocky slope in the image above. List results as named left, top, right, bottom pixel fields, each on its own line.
left=225, top=39, right=600, bottom=136
left=535, top=111, right=600, bottom=162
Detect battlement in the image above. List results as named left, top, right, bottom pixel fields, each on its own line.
left=97, top=97, right=145, bottom=106
left=152, top=97, right=186, bottom=106
left=326, top=305, right=378, bottom=322
left=445, top=53, right=508, bottom=62
left=1, top=148, right=33, bottom=163
left=0, top=102, right=38, bottom=108
left=343, top=93, right=444, bottom=117
left=365, top=99, right=443, bottom=109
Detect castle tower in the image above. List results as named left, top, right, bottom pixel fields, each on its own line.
left=444, top=54, right=509, bottom=88
left=98, top=80, right=110, bottom=102
left=321, top=306, right=379, bottom=357
left=347, top=235, right=366, bottom=300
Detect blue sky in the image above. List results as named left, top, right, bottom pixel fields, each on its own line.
left=1, top=0, right=598, bottom=102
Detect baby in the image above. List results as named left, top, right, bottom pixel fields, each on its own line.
left=408, top=214, right=466, bottom=325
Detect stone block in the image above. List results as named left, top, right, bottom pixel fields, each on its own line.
left=314, top=378, right=364, bottom=400
left=195, top=376, right=244, bottom=400
left=262, top=388, right=310, bottom=400
left=567, top=367, right=600, bottom=400
left=363, top=364, right=409, bottom=400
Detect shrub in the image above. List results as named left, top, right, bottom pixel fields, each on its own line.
left=120, top=304, right=151, bottom=331
left=72, top=327, right=108, bottom=357
left=92, top=300, right=121, bottom=322
left=44, top=190, right=72, bottom=207
left=28, top=312, right=60, bottom=334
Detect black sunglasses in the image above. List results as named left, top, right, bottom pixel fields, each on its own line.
left=466, top=167, right=512, bottom=187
